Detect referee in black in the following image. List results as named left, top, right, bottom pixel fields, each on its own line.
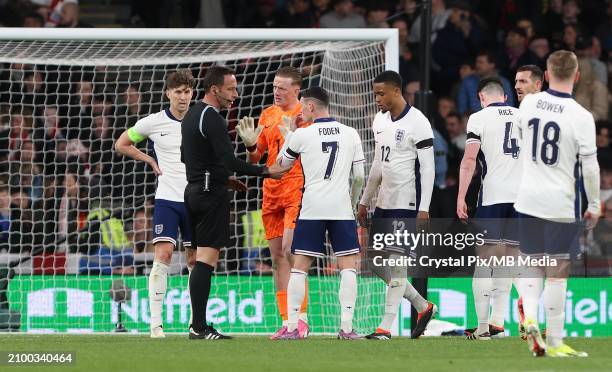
left=181, top=66, right=281, bottom=339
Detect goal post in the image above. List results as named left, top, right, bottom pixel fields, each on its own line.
left=0, top=27, right=398, bottom=334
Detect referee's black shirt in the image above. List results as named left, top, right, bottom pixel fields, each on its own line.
left=181, top=101, right=265, bottom=191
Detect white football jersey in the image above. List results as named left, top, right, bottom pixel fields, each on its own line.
left=131, top=108, right=187, bottom=202
left=514, top=90, right=597, bottom=220
left=466, top=103, right=521, bottom=206
left=373, top=105, right=434, bottom=210
left=283, top=118, right=365, bottom=220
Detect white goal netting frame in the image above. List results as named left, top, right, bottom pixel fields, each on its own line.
left=0, top=28, right=398, bottom=334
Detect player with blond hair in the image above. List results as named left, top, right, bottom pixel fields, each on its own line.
left=236, top=66, right=310, bottom=339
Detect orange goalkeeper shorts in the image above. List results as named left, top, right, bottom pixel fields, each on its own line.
left=262, top=203, right=300, bottom=240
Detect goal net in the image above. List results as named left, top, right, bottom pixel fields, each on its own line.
left=0, top=29, right=397, bottom=334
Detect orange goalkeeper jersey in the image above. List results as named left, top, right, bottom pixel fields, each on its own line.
left=257, top=103, right=308, bottom=207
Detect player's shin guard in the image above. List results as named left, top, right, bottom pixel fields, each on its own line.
left=490, top=266, right=512, bottom=328
left=148, top=261, right=169, bottom=329
left=379, top=277, right=406, bottom=332
left=339, top=269, right=358, bottom=333
left=287, top=269, right=307, bottom=333
left=516, top=267, right=544, bottom=326
left=543, top=278, right=567, bottom=348
left=189, top=261, right=214, bottom=332
left=472, top=265, right=493, bottom=335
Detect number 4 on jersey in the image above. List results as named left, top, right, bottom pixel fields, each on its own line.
left=503, top=122, right=520, bottom=159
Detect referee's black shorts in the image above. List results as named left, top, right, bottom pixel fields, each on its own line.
left=184, top=183, right=230, bottom=249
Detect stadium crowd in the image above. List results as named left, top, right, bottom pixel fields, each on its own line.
left=0, top=0, right=611, bottom=273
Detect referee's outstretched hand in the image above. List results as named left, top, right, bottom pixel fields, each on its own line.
left=265, top=165, right=285, bottom=180
left=228, top=176, right=247, bottom=192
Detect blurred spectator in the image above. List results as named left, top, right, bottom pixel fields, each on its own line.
left=114, top=84, right=142, bottom=133
left=6, top=106, right=33, bottom=153
left=244, top=0, right=290, bottom=28
left=562, top=22, right=582, bottom=51
left=197, top=0, right=226, bottom=28
left=457, top=51, right=514, bottom=115
left=596, top=1, right=612, bottom=57
left=312, top=0, right=330, bottom=25
left=597, top=121, right=612, bottom=158
left=397, top=0, right=418, bottom=25
left=131, top=203, right=154, bottom=253
left=497, top=27, right=540, bottom=81
left=319, top=0, right=366, bottom=28
left=56, top=172, right=85, bottom=252
left=23, top=12, right=45, bottom=27
left=516, top=18, right=535, bottom=41
left=409, top=0, right=450, bottom=44
left=575, top=57, right=609, bottom=121
left=30, top=0, right=78, bottom=27
left=545, top=0, right=564, bottom=46
left=591, top=196, right=612, bottom=257
left=91, top=93, right=114, bottom=117
left=0, top=184, right=9, bottom=251
left=87, top=115, right=114, bottom=176
left=601, top=158, right=612, bottom=203
left=562, top=0, right=585, bottom=27
left=403, top=80, right=420, bottom=106
left=365, top=2, right=391, bottom=28
left=8, top=186, right=34, bottom=253
left=394, top=16, right=409, bottom=47
left=9, top=139, right=43, bottom=202
left=529, top=35, right=551, bottom=69
left=30, top=177, right=58, bottom=252
left=438, top=96, right=456, bottom=119
left=431, top=0, right=484, bottom=96
left=20, top=69, right=45, bottom=107
left=67, top=74, right=94, bottom=140
left=445, top=112, right=466, bottom=151
left=392, top=17, right=419, bottom=83
left=444, top=112, right=465, bottom=168
left=432, top=127, right=448, bottom=189
left=33, top=105, right=64, bottom=168
left=449, top=61, right=474, bottom=100
left=79, top=198, right=135, bottom=274
left=286, top=0, right=317, bottom=28
left=57, top=1, right=91, bottom=28
left=54, top=139, right=88, bottom=176
left=576, top=35, right=608, bottom=86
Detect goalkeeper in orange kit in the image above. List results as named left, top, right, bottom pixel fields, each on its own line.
left=236, top=66, right=310, bottom=339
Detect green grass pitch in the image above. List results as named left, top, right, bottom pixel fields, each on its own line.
left=0, top=335, right=610, bottom=372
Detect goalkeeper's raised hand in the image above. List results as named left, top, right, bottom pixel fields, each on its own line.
left=236, top=116, right=262, bottom=148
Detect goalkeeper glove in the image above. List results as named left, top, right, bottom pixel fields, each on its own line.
left=278, top=115, right=295, bottom=140
left=236, top=116, right=262, bottom=148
